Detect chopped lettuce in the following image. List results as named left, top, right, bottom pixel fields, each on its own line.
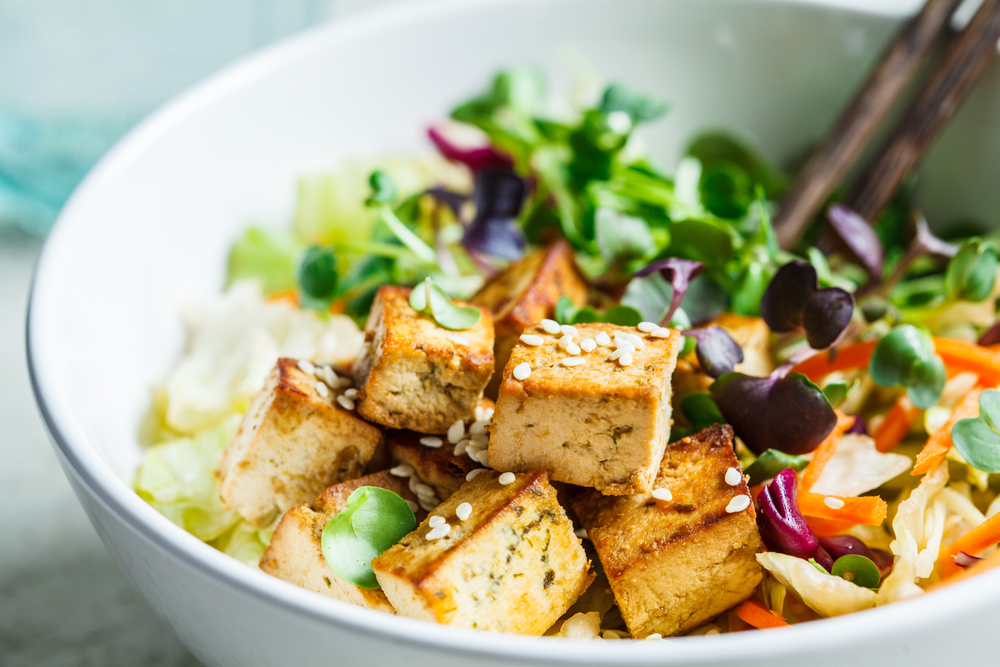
left=227, top=227, right=303, bottom=295
left=757, top=552, right=878, bottom=617
left=809, top=434, right=911, bottom=497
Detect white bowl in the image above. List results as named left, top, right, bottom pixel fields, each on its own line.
left=27, top=0, right=1000, bottom=665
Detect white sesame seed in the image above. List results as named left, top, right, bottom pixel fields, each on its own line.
left=467, top=446, right=482, bottom=462
left=613, top=339, right=635, bottom=352
left=608, top=347, right=628, bottom=361
left=456, top=502, right=473, bottom=521
left=541, top=319, right=561, bottom=334
left=476, top=450, right=490, bottom=466
left=513, top=362, right=532, bottom=381
left=651, top=327, right=672, bottom=338
left=420, top=436, right=443, bottom=448
left=619, top=332, right=644, bottom=350
left=470, top=432, right=489, bottom=447
left=320, top=366, right=338, bottom=387
left=405, top=499, right=419, bottom=513
left=469, top=420, right=489, bottom=436
left=419, top=498, right=438, bottom=512
left=344, top=388, right=358, bottom=399
left=315, top=381, right=330, bottom=398
left=466, top=468, right=486, bottom=481
left=725, top=467, right=742, bottom=487
left=426, top=524, right=451, bottom=540
left=408, top=476, right=420, bottom=493
left=454, top=440, right=470, bottom=456
left=520, top=333, right=545, bottom=346
left=558, top=334, right=575, bottom=350
left=483, top=407, right=494, bottom=420
left=560, top=324, right=578, bottom=336
left=824, top=496, right=845, bottom=510
left=561, top=357, right=584, bottom=367
left=336, top=395, right=355, bottom=410
left=646, top=633, right=662, bottom=640
left=297, top=359, right=317, bottom=376
left=595, top=331, right=612, bottom=346
left=498, top=472, right=516, bottom=485
left=428, top=515, right=446, bottom=528
left=474, top=405, right=485, bottom=421
left=638, top=321, right=658, bottom=333
left=580, top=338, right=597, bottom=353
left=447, top=420, right=466, bottom=444
left=575, top=528, right=589, bottom=540
left=414, top=483, right=436, bottom=497
left=726, top=495, right=752, bottom=513
left=566, top=343, right=581, bottom=355
left=651, top=488, right=673, bottom=502
left=618, top=353, right=633, bottom=367
left=450, top=334, right=469, bottom=346
left=336, top=376, right=353, bottom=388
left=390, top=464, right=415, bottom=478
left=602, top=630, right=623, bottom=640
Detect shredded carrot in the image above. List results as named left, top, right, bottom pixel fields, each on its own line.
left=939, top=512, right=1000, bottom=579
left=805, top=516, right=858, bottom=537
left=872, top=396, right=920, bottom=453
left=789, top=341, right=878, bottom=381
left=931, top=547, right=1000, bottom=589
left=798, top=411, right=854, bottom=493
left=267, top=289, right=300, bottom=307
left=732, top=598, right=788, bottom=629
left=912, top=385, right=985, bottom=476
left=797, top=493, right=887, bottom=526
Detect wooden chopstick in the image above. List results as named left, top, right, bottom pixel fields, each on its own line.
left=774, top=0, right=963, bottom=248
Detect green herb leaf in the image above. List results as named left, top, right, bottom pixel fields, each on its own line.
left=297, top=245, right=338, bottom=311
left=822, top=379, right=859, bottom=408
left=868, top=325, right=945, bottom=409
left=743, top=449, right=810, bottom=486
left=227, top=227, right=302, bottom=295
left=366, top=170, right=396, bottom=205
left=680, top=393, right=725, bottom=431
left=831, top=554, right=881, bottom=588
left=408, top=278, right=483, bottom=331
left=599, top=83, right=669, bottom=123
left=945, top=238, right=998, bottom=302
left=554, top=296, right=576, bottom=325
left=808, top=557, right=830, bottom=575
left=952, top=389, right=1000, bottom=473
left=594, top=207, right=655, bottom=268
left=321, top=486, right=416, bottom=589
left=602, top=305, right=644, bottom=326
left=365, top=173, right=437, bottom=265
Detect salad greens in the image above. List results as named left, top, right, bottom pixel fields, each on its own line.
left=409, top=277, right=483, bottom=330
left=951, top=389, right=1000, bottom=473
left=868, top=324, right=946, bottom=410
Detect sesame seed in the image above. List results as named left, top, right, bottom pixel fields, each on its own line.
left=566, top=343, right=581, bottom=355
left=560, top=324, right=578, bottom=336
left=595, top=331, right=612, bottom=346
left=561, top=357, right=584, bottom=367
left=608, top=347, right=628, bottom=361
left=336, top=395, right=355, bottom=410
left=725, top=467, right=742, bottom=486
left=344, top=388, right=358, bottom=399
left=466, top=468, right=486, bottom=481
left=469, top=420, right=489, bottom=436
left=618, top=353, right=633, bottom=367
left=336, top=376, right=353, bottom=389
left=602, top=630, right=623, bottom=640
left=414, top=483, right=436, bottom=497
left=513, top=362, right=532, bottom=381
left=474, top=405, right=485, bottom=421
left=419, top=498, right=438, bottom=512
left=651, top=327, right=672, bottom=338
left=705, top=628, right=720, bottom=636
left=420, top=436, right=443, bottom=448
left=558, top=334, right=575, bottom=350
left=467, top=446, right=482, bottom=463
left=541, top=319, right=561, bottom=334
left=470, top=432, right=489, bottom=447
left=320, top=366, right=338, bottom=387
left=450, top=334, right=469, bottom=346
left=498, top=472, right=516, bottom=485
left=520, top=333, right=545, bottom=346
left=476, top=450, right=490, bottom=466
left=637, top=321, right=658, bottom=333
left=651, top=488, right=672, bottom=501
left=580, top=338, right=597, bottom=353
left=575, top=528, right=589, bottom=540
left=646, top=633, right=662, bottom=640
left=405, top=499, right=419, bottom=513
left=428, top=515, right=446, bottom=528
left=426, top=524, right=451, bottom=540
left=613, top=339, right=635, bottom=352
left=483, top=407, right=494, bottom=420
left=619, top=332, right=644, bottom=350
left=454, top=440, right=470, bottom=456
left=315, top=381, right=330, bottom=398
left=297, top=359, right=317, bottom=376
left=389, top=464, right=415, bottom=478
left=447, top=420, right=466, bottom=444
left=456, top=502, right=473, bottom=521
left=726, top=495, right=751, bottom=513
left=408, top=476, right=420, bottom=494
left=824, top=496, right=845, bottom=509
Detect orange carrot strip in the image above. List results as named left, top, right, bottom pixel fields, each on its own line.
left=267, top=289, right=299, bottom=307
left=789, top=341, right=878, bottom=381
left=931, top=548, right=1000, bottom=589
left=912, top=385, right=985, bottom=476
left=939, top=512, right=1000, bottom=579
left=732, top=598, right=788, bottom=629
left=798, top=493, right=887, bottom=526
left=805, top=516, right=858, bottom=537
left=799, top=410, right=855, bottom=492
left=872, top=396, right=920, bottom=452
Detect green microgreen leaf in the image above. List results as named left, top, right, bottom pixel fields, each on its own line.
left=297, top=245, right=338, bottom=311
left=594, top=207, right=655, bottom=268
left=553, top=295, right=642, bottom=327
left=868, top=325, right=945, bottom=409
left=227, top=227, right=302, bottom=295
left=831, top=554, right=881, bottom=589
left=321, top=486, right=416, bottom=589
left=599, top=83, right=669, bottom=123
left=743, top=449, right=810, bottom=486
left=945, top=238, right=998, bottom=302
left=822, top=379, right=859, bottom=408
left=808, top=557, right=831, bottom=575
left=408, top=278, right=483, bottom=331
left=366, top=170, right=396, bottom=205
left=680, top=393, right=725, bottom=431
left=952, top=389, right=1000, bottom=473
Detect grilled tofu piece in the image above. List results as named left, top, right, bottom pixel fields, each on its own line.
left=571, top=424, right=762, bottom=638
left=353, top=286, right=494, bottom=434
left=471, top=240, right=588, bottom=398
left=489, top=323, right=683, bottom=495
left=217, top=358, right=382, bottom=528
left=372, top=471, right=594, bottom=634
left=260, top=471, right=425, bottom=611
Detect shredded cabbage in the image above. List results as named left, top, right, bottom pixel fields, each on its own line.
left=810, top=434, right=911, bottom=497
left=756, top=552, right=877, bottom=617
left=226, top=226, right=303, bottom=295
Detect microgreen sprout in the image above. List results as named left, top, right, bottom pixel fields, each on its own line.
left=408, top=278, right=483, bottom=331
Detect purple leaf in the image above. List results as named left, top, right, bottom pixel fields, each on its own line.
left=761, top=260, right=854, bottom=350
left=846, top=415, right=868, bottom=435
left=428, top=126, right=513, bottom=174
left=756, top=469, right=833, bottom=571
left=682, top=326, right=744, bottom=378
left=635, top=258, right=704, bottom=325
left=827, top=204, right=885, bottom=279
left=979, top=320, right=1000, bottom=346
left=914, top=215, right=959, bottom=259
left=711, top=371, right=837, bottom=455
left=425, top=187, right=468, bottom=218
left=802, top=287, right=855, bottom=349
left=955, top=551, right=984, bottom=568
left=460, top=168, right=526, bottom=261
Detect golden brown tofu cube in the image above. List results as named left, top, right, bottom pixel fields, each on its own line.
left=385, top=426, right=489, bottom=503
left=372, top=471, right=594, bottom=634
left=217, top=358, right=382, bottom=528
left=571, top=424, right=762, bottom=638
left=259, top=470, right=425, bottom=611
left=489, top=323, right=683, bottom=495
left=353, top=286, right=495, bottom=434
left=472, top=240, right=588, bottom=397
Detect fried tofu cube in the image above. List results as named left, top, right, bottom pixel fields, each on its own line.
left=217, top=358, right=382, bottom=528
left=353, top=286, right=495, bottom=434
left=489, top=323, right=683, bottom=495
left=385, top=430, right=484, bottom=502
left=472, top=240, right=588, bottom=397
left=259, top=470, right=425, bottom=611
left=372, top=471, right=594, bottom=634
left=570, top=424, right=762, bottom=638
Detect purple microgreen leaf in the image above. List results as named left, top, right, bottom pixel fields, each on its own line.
left=914, top=214, right=958, bottom=259
left=711, top=371, right=837, bottom=455
left=827, top=204, right=885, bottom=279
left=755, top=469, right=833, bottom=571
left=979, top=319, right=1000, bottom=346
left=846, top=415, right=868, bottom=435
left=801, top=287, right=855, bottom=349
left=760, top=260, right=818, bottom=333
left=635, top=258, right=704, bottom=326
left=424, top=187, right=468, bottom=218
left=460, top=168, right=527, bottom=261
left=428, top=126, right=513, bottom=174
left=954, top=551, right=984, bottom=568
left=681, top=326, right=744, bottom=378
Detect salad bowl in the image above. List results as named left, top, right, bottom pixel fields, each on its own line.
left=27, top=0, right=1000, bottom=665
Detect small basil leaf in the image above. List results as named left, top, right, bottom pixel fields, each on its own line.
left=599, top=83, right=669, bottom=123
left=635, top=257, right=705, bottom=326
left=827, top=204, right=885, bottom=280
left=711, top=371, right=837, bottom=455
left=760, top=260, right=818, bottom=333
left=831, top=555, right=881, bottom=589
left=945, top=238, right=998, bottom=302
left=744, top=450, right=810, bottom=486
left=298, top=245, right=338, bottom=311
left=410, top=278, right=483, bottom=331
left=680, top=392, right=725, bottom=431
left=869, top=325, right=944, bottom=409
left=594, top=207, right=655, bottom=267
left=801, top=287, right=854, bottom=349
left=682, top=326, right=744, bottom=378
left=952, top=389, right=1000, bottom=473
left=321, top=486, right=416, bottom=589
left=461, top=168, right=527, bottom=261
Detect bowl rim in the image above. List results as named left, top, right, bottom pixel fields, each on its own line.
left=26, top=0, right=1000, bottom=661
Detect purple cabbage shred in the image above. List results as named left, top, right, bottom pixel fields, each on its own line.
left=428, top=126, right=513, bottom=174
